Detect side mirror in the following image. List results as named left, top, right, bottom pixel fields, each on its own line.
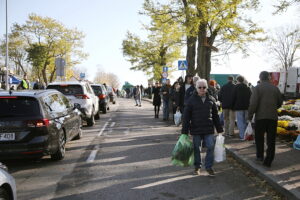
left=74, top=103, right=81, bottom=110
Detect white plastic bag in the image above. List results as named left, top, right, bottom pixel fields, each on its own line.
left=214, top=134, right=226, bottom=162
left=174, top=111, right=182, bottom=126
left=244, top=122, right=254, bottom=141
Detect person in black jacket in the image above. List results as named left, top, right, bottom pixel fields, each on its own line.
left=171, top=81, right=182, bottom=121
left=179, top=74, right=193, bottom=107
left=182, top=79, right=223, bottom=176
left=219, top=76, right=236, bottom=136
left=152, top=82, right=161, bottom=118
left=184, top=76, right=200, bottom=104
left=232, top=75, right=252, bottom=140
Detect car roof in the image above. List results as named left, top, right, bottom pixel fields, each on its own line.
left=91, top=84, right=103, bottom=87
left=48, top=81, right=88, bottom=86
left=0, top=90, right=59, bottom=98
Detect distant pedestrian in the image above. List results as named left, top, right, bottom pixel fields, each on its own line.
left=33, top=78, right=45, bottom=90
left=184, top=76, right=200, bottom=104
left=248, top=71, right=283, bottom=167
left=152, top=82, right=161, bottom=118
left=179, top=75, right=193, bottom=107
left=161, top=79, right=172, bottom=121
left=232, top=75, right=252, bottom=140
left=171, top=81, right=183, bottom=120
left=208, top=80, right=219, bottom=101
left=182, top=79, right=223, bottom=176
left=17, top=74, right=30, bottom=90
left=219, top=76, right=236, bottom=137
left=133, top=85, right=142, bottom=107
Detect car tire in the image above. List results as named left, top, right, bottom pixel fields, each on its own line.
left=102, top=105, right=107, bottom=114
left=87, top=112, right=95, bottom=126
left=107, top=106, right=110, bottom=111
left=95, top=110, right=100, bottom=120
left=73, top=128, right=82, bottom=140
left=51, top=130, right=66, bottom=161
left=0, top=187, right=10, bottom=200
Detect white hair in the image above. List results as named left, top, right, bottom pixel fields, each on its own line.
left=196, top=79, right=208, bottom=88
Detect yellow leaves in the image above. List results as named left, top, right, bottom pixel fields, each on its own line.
left=278, top=120, right=289, bottom=128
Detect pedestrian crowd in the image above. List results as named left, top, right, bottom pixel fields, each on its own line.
left=141, top=71, right=282, bottom=176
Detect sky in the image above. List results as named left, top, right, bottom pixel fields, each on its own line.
left=0, top=0, right=299, bottom=87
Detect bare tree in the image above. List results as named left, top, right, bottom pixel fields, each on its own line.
left=94, top=67, right=120, bottom=89
left=268, top=26, right=300, bottom=72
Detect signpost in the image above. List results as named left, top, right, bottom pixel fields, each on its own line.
left=178, top=60, right=188, bottom=70
left=55, top=58, right=66, bottom=77
left=80, top=72, right=85, bottom=80
left=162, top=66, right=168, bottom=84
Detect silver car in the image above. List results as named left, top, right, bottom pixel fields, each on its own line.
left=0, top=163, right=17, bottom=200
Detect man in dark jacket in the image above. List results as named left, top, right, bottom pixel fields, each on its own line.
left=219, top=76, right=236, bottom=136
left=184, top=76, right=200, bottom=104
left=179, top=75, right=193, bottom=106
left=232, top=75, right=252, bottom=140
left=248, top=71, right=283, bottom=167
left=182, top=79, right=223, bottom=176
left=160, top=79, right=172, bottom=120
left=33, top=78, right=45, bottom=90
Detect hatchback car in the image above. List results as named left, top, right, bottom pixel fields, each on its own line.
left=0, top=90, right=82, bottom=161
left=47, top=81, right=99, bottom=126
left=91, top=84, right=109, bottom=114
left=0, top=163, right=16, bottom=200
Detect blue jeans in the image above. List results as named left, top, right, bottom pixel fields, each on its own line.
left=193, top=134, right=215, bottom=169
left=163, top=99, right=169, bottom=119
left=236, top=110, right=248, bottom=139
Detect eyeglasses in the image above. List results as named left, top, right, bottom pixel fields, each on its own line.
left=198, top=86, right=206, bottom=89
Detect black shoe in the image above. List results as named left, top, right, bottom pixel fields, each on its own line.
left=206, top=168, right=215, bottom=177
left=135, top=104, right=138, bottom=106
left=256, top=157, right=264, bottom=162
left=163, top=118, right=166, bottom=121
left=139, top=105, right=141, bottom=107
left=263, top=162, right=271, bottom=168
left=194, top=168, right=201, bottom=175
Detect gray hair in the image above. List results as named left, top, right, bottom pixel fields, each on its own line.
left=195, top=79, right=208, bottom=88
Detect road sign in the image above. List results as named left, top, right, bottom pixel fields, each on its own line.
left=55, top=58, right=66, bottom=76
left=161, top=78, right=167, bottom=84
left=162, top=72, right=168, bottom=78
left=163, top=66, right=168, bottom=72
left=178, top=60, right=188, bottom=70
left=80, top=73, right=85, bottom=79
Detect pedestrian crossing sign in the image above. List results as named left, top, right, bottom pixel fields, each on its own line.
left=178, top=60, right=188, bottom=70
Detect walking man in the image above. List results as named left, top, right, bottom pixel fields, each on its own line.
left=219, top=76, right=236, bottom=137
left=161, top=79, right=171, bottom=120
left=248, top=71, right=283, bottom=167
left=182, top=79, right=223, bottom=176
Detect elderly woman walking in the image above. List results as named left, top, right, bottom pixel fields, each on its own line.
left=181, top=79, right=223, bottom=176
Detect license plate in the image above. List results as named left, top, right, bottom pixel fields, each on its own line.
left=0, top=133, right=15, bottom=141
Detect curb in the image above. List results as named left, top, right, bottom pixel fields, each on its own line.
left=226, top=148, right=300, bottom=200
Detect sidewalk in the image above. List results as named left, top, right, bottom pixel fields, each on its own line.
left=225, top=135, right=300, bottom=200
left=142, top=98, right=300, bottom=199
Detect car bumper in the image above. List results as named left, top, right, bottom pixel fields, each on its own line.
left=0, top=136, right=51, bottom=159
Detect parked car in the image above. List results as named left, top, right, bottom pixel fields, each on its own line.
left=0, top=90, right=82, bottom=161
left=0, top=163, right=16, bottom=200
left=91, top=84, right=110, bottom=114
left=47, top=81, right=100, bottom=126
left=106, top=86, right=116, bottom=104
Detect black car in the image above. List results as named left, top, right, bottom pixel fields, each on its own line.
left=91, top=84, right=110, bottom=114
left=0, top=90, right=82, bottom=161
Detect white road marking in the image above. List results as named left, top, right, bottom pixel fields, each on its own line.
left=86, top=145, right=99, bottom=163
left=132, top=175, right=194, bottom=189
left=98, top=122, right=109, bottom=136
left=110, top=122, right=115, bottom=127
left=108, top=118, right=112, bottom=121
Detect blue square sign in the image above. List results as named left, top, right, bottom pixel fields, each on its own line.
left=178, top=60, right=188, bottom=70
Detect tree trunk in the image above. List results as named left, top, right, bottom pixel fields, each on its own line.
left=42, top=68, right=47, bottom=85
left=196, top=23, right=210, bottom=80
left=186, top=36, right=197, bottom=76
left=49, top=69, right=56, bottom=83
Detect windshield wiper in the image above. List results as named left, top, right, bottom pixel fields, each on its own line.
left=0, top=114, right=25, bottom=118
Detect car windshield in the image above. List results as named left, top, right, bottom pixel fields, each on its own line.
left=47, top=85, right=83, bottom=95
left=91, top=86, right=103, bottom=95
left=0, top=97, right=40, bottom=117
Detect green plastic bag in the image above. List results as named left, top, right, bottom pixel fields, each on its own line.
left=171, top=134, right=194, bottom=167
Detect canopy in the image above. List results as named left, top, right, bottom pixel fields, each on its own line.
left=9, top=75, right=21, bottom=84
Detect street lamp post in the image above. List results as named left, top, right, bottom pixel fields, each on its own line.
left=5, top=0, right=9, bottom=90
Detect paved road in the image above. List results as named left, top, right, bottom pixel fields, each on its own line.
left=3, top=98, right=279, bottom=200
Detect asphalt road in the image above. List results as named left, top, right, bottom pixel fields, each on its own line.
left=3, top=98, right=279, bottom=200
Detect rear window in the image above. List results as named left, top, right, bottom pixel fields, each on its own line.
left=47, top=85, right=83, bottom=95
left=91, top=86, right=103, bottom=95
left=0, top=97, right=40, bottom=117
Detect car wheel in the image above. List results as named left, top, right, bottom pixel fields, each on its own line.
left=0, top=187, right=10, bottom=200
left=107, top=106, right=110, bottom=111
left=87, top=112, right=95, bottom=126
left=51, top=130, right=66, bottom=161
left=95, top=110, right=100, bottom=120
left=73, top=128, right=82, bottom=140
left=102, top=105, right=107, bottom=114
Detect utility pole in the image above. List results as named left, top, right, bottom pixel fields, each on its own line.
left=5, top=0, right=9, bottom=90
